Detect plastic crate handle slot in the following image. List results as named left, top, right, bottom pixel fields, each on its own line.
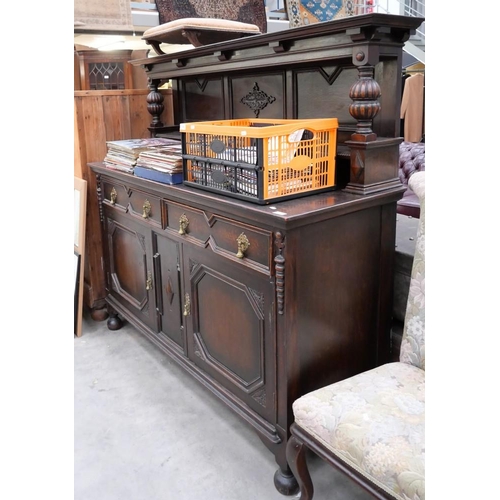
left=182, top=154, right=260, bottom=170
left=211, top=170, right=230, bottom=185
left=288, top=155, right=313, bottom=171
left=210, top=139, right=226, bottom=154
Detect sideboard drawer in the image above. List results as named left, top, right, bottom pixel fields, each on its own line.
left=128, top=189, right=162, bottom=226
left=164, top=200, right=272, bottom=272
left=101, top=178, right=162, bottom=227
left=102, top=179, right=128, bottom=210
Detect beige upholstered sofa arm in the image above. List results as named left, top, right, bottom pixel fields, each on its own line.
left=409, top=170, right=425, bottom=202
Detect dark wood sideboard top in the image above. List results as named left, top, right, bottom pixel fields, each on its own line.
left=91, top=162, right=405, bottom=230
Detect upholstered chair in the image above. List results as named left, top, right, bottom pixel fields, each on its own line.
left=143, top=0, right=266, bottom=54
left=398, top=142, right=425, bottom=218
left=286, top=171, right=425, bottom=500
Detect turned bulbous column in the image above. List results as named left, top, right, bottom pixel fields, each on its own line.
left=146, top=78, right=164, bottom=130
left=348, top=65, right=381, bottom=142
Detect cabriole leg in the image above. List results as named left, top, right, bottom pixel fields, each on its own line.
left=286, top=434, right=314, bottom=500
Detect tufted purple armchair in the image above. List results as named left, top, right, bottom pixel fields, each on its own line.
left=397, top=141, right=425, bottom=218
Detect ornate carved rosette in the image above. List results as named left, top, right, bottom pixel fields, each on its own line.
left=240, top=82, right=276, bottom=118
left=252, top=388, right=267, bottom=407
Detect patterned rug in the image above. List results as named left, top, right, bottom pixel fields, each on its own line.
left=286, top=0, right=359, bottom=28
left=74, top=0, right=133, bottom=31
left=155, top=0, right=268, bottom=33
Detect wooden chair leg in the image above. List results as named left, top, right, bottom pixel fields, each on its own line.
left=146, top=39, right=166, bottom=56
left=182, top=29, right=203, bottom=47
left=286, top=434, right=314, bottom=500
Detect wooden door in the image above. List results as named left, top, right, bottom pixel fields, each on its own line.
left=182, top=246, right=276, bottom=421
left=104, top=209, right=157, bottom=331
left=153, top=232, right=185, bottom=352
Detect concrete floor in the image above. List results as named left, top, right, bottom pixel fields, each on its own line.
left=74, top=216, right=419, bottom=500
left=75, top=310, right=373, bottom=500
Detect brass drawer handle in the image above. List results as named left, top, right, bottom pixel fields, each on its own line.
left=110, top=187, right=117, bottom=205
left=183, top=293, right=191, bottom=316
left=146, top=271, right=153, bottom=290
left=143, top=200, right=151, bottom=219
left=236, top=233, right=250, bottom=259
left=179, top=213, right=189, bottom=235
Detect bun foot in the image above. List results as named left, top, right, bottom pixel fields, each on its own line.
left=90, top=306, right=109, bottom=322
left=107, top=314, right=123, bottom=331
left=274, top=467, right=299, bottom=496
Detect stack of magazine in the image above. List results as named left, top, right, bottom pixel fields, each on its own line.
left=104, top=138, right=180, bottom=174
left=134, top=141, right=184, bottom=184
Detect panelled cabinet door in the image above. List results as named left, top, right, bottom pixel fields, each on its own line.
left=104, top=210, right=157, bottom=331
left=182, top=246, right=276, bottom=421
left=153, top=232, right=185, bottom=352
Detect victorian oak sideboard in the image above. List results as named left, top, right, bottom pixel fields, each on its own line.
left=91, top=162, right=403, bottom=495
left=92, top=13, right=424, bottom=496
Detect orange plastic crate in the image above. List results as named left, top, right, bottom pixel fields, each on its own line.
left=180, top=118, right=338, bottom=204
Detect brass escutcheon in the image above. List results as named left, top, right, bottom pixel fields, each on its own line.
left=110, top=187, right=117, bottom=205
left=179, top=213, right=189, bottom=235
left=183, top=293, right=191, bottom=316
left=236, top=233, right=250, bottom=258
left=142, top=200, right=151, bottom=219
left=146, top=271, right=153, bottom=290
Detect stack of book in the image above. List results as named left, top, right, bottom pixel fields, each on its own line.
left=134, top=141, right=184, bottom=184
left=103, top=138, right=179, bottom=174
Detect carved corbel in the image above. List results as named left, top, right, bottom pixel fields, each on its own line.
left=172, top=58, right=186, bottom=68
left=346, top=26, right=390, bottom=43
left=215, top=50, right=233, bottom=61
left=269, top=40, right=290, bottom=53
left=274, top=232, right=285, bottom=315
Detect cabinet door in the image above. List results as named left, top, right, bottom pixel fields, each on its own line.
left=182, top=246, right=276, bottom=421
left=153, top=233, right=185, bottom=352
left=104, top=209, right=157, bottom=331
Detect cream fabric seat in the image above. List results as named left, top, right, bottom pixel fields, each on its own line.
left=287, top=171, right=425, bottom=500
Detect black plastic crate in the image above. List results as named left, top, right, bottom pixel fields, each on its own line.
left=180, top=118, right=338, bottom=204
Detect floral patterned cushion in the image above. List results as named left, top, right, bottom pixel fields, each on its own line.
left=400, top=171, right=425, bottom=370
left=292, top=172, right=426, bottom=498
left=293, top=361, right=425, bottom=500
